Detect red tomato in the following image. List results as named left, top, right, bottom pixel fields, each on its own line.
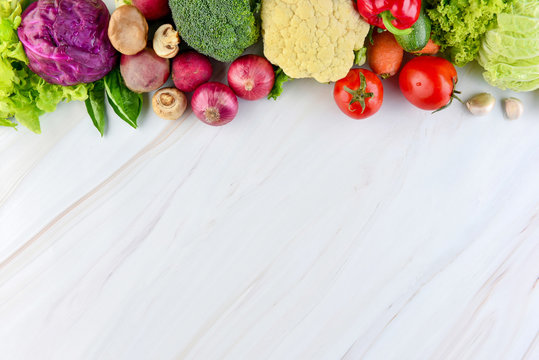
left=334, top=69, right=383, bottom=119
left=399, top=56, right=459, bottom=111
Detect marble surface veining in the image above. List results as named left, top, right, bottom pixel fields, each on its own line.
left=1, top=12, right=538, bottom=359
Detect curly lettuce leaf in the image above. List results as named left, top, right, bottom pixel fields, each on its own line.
left=0, top=0, right=89, bottom=134
left=426, top=0, right=511, bottom=66
left=478, top=0, right=539, bottom=91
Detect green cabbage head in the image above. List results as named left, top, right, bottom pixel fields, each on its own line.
left=478, top=0, right=539, bottom=91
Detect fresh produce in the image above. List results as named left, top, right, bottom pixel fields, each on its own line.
left=168, top=0, right=260, bottom=62
left=333, top=69, right=384, bottom=119
left=399, top=56, right=459, bottom=111
left=503, top=98, right=523, bottom=120
left=356, top=0, right=421, bottom=35
left=191, top=82, right=238, bottom=126
left=108, top=5, right=148, bottom=55
left=132, top=0, right=170, bottom=20
left=1, top=0, right=89, bottom=133
left=466, top=93, right=495, bottom=116
left=85, top=80, right=106, bottom=136
left=426, top=0, right=509, bottom=66
left=17, top=0, right=117, bottom=86
left=104, top=68, right=143, bottom=129
left=395, top=6, right=431, bottom=52
left=477, top=0, right=539, bottom=92
left=261, top=0, right=370, bottom=83
left=172, top=51, right=213, bottom=93
left=412, top=38, right=440, bottom=55
left=367, top=30, right=404, bottom=78
left=153, top=24, right=180, bottom=59
left=227, top=55, right=275, bottom=101
left=268, top=68, right=292, bottom=101
left=120, top=48, right=170, bottom=93
left=152, top=88, right=187, bottom=120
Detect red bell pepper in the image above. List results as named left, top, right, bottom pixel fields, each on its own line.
left=357, top=0, right=422, bottom=36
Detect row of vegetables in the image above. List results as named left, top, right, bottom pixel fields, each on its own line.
left=0, top=0, right=537, bottom=134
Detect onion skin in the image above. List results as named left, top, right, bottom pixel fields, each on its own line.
left=227, top=55, right=275, bottom=101
left=191, top=82, right=238, bottom=126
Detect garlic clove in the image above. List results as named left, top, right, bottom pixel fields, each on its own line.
left=466, top=93, right=495, bottom=116
left=503, top=97, right=523, bottom=120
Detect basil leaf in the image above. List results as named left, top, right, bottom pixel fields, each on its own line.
left=104, top=68, right=142, bottom=129
left=85, top=80, right=106, bottom=136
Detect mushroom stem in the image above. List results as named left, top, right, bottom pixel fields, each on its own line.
left=153, top=24, right=180, bottom=59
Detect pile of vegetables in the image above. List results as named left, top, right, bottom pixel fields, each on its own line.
left=0, top=0, right=537, bottom=135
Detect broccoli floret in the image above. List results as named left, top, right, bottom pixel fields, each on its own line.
left=169, top=0, right=260, bottom=62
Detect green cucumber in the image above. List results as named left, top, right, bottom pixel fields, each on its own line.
left=395, top=7, right=431, bottom=52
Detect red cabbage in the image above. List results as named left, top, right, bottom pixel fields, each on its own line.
left=17, top=0, right=118, bottom=86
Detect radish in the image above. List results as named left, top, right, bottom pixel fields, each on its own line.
left=227, top=55, right=275, bottom=100
left=191, top=82, right=238, bottom=126
left=120, top=48, right=170, bottom=93
left=172, top=51, right=213, bottom=93
left=132, top=0, right=170, bottom=20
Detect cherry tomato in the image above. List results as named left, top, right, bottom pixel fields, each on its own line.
left=399, top=56, right=459, bottom=111
left=334, top=69, right=383, bottom=119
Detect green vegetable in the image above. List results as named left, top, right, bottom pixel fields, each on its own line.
left=478, top=0, right=539, bottom=91
left=0, top=0, right=88, bottom=133
left=85, top=80, right=106, bottom=136
left=169, top=0, right=261, bottom=62
left=426, top=0, right=511, bottom=66
left=268, top=68, right=292, bottom=101
left=354, top=48, right=367, bottom=66
left=104, top=68, right=142, bottom=129
left=395, top=6, right=431, bottom=52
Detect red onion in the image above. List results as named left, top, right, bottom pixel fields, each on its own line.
left=227, top=55, right=275, bottom=101
left=191, top=82, right=239, bottom=126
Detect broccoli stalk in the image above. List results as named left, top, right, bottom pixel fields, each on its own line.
left=168, top=0, right=260, bottom=62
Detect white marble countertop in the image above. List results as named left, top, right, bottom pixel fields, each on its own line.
left=1, top=38, right=539, bottom=359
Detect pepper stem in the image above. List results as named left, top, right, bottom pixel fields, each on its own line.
left=381, top=11, right=412, bottom=36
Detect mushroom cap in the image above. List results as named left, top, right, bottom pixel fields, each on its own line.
left=108, top=5, right=148, bottom=55
left=153, top=24, right=181, bottom=59
left=152, top=88, right=188, bottom=120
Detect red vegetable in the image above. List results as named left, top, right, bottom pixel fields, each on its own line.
left=120, top=48, right=170, bottom=93
left=367, top=30, right=403, bottom=78
left=172, top=51, right=213, bottom=92
left=227, top=55, right=275, bottom=101
left=357, top=0, right=421, bottom=36
left=399, top=56, right=459, bottom=111
left=333, top=69, right=383, bottom=119
left=191, top=82, right=239, bottom=126
left=132, top=0, right=170, bottom=20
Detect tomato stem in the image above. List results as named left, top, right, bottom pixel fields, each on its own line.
left=344, top=73, right=373, bottom=114
left=433, top=78, right=462, bottom=113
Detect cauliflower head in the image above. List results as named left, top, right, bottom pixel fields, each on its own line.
left=261, top=0, right=369, bottom=83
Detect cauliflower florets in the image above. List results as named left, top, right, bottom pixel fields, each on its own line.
left=261, top=0, right=370, bottom=83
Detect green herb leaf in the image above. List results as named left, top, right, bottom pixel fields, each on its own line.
left=85, top=80, right=106, bottom=136
left=104, top=68, right=142, bottom=129
left=268, top=68, right=292, bottom=101
left=0, top=118, right=17, bottom=128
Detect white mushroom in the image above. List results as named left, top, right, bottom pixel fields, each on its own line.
left=153, top=24, right=181, bottom=59
left=152, top=88, right=187, bottom=120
